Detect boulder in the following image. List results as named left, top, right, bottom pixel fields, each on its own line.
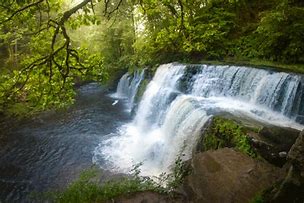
left=109, top=191, right=186, bottom=203
left=196, top=115, right=300, bottom=166
left=249, top=126, right=300, bottom=166
left=267, top=130, right=304, bottom=202
left=182, top=148, right=284, bottom=203
left=258, top=127, right=299, bottom=151
left=269, top=165, right=304, bottom=202
left=288, top=130, right=304, bottom=174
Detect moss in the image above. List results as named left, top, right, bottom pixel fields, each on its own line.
left=247, top=126, right=261, bottom=134
left=202, top=117, right=258, bottom=158
left=250, top=193, right=265, bottom=203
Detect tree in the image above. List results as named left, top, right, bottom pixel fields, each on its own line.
left=133, top=0, right=304, bottom=64
left=0, top=0, right=124, bottom=115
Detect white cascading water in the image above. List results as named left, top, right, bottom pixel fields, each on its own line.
left=114, top=73, right=130, bottom=98
left=190, top=65, right=303, bottom=117
left=93, top=63, right=304, bottom=176
left=112, top=69, right=145, bottom=110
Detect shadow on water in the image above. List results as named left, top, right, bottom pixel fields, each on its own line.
left=0, top=83, right=131, bottom=202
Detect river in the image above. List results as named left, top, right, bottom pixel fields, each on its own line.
left=0, top=83, right=131, bottom=202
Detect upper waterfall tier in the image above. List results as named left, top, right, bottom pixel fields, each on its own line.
left=180, top=64, right=304, bottom=123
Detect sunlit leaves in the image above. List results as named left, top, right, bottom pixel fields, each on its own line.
left=133, top=0, right=304, bottom=64
left=133, top=0, right=237, bottom=62
left=0, top=0, right=110, bottom=116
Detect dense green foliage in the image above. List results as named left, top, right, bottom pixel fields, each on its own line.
left=202, top=117, right=257, bottom=158
left=134, top=0, right=304, bottom=66
left=0, top=0, right=108, bottom=116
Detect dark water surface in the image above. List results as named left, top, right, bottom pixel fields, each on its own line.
left=0, top=83, right=131, bottom=202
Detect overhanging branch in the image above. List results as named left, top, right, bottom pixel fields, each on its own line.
left=0, top=0, right=45, bottom=24
left=0, top=0, right=121, bottom=101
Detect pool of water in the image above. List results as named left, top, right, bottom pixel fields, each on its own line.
left=0, top=83, right=131, bottom=202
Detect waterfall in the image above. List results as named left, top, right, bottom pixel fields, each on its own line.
left=134, top=64, right=185, bottom=130
left=189, top=65, right=304, bottom=118
left=112, top=69, right=145, bottom=110
left=115, top=73, right=130, bottom=98
left=129, top=70, right=145, bottom=109
left=94, top=63, right=304, bottom=176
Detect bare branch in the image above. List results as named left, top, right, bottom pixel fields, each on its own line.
left=177, top=0, right=185, bottom=31
left=90, top=0, right=95, bottom=14
left=1, top=0, right=123, bottom=101
left=104, top=0, right=123, bottom=19
left=0, top=0, right=45, bottom=24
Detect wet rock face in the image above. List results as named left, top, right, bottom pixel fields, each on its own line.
left=259, top=127, right=300, bottom=151
left=250, top=126, right=300, bottom=167
left=291, top=79, right=304, bottom=124
left=288, top=130, right=304, bottom=173
left=178, top=65, right=201, bottom=94
left=182, top=148, right=284, bottom=203
left=265, top=130, right=304, bottom=202
left=269, top=166, right=304, bottom=203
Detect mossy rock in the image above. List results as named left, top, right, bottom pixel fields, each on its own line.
left=196, top=115, right=302, bottom=166
left=197, top=116, right=258, bottom=158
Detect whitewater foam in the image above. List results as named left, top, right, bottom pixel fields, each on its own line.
left=93, top=63, right=304, bottom=176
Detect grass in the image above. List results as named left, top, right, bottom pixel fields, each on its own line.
left=37, top=166, right=157, bottom=203
left=37, top=158, right=191, bottom=203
